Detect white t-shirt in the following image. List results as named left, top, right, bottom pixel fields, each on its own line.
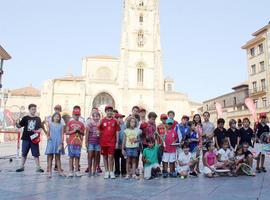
left=218, top=148, right=232, bottom=161
left=178, top=152, right=191, bottom=164
left=202, top=121, right=215, bottom=137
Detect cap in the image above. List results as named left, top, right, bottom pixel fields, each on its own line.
left=54, top=104, right=62, bottom=111
left=160, top=114, right=168, bottom=120
left=115, top=113, right=125, bottom=118
left=166, top=118, right=174, bottom=125
left=105, top=105, right=114, bottom=112
left=139, top=108, right=146, bottom=113
left=72, top=108, right=81, bottom=115
left=182, top=115, right=189, bottom=120
left=259, top=113, right=267, bottom=119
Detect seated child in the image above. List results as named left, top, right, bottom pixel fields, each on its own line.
left=217, top=139, right=234, bottom=174
left=232, top=145, right=245, bottom=176
left=142, top=137, right=161, bottom=180
left=177, top=142, right=198, bottom=178
left=203, top=142, right=224, bottom=178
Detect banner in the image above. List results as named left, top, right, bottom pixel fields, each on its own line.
left=215, top=102, right=223, bottom=118
left=245, top=97, right=258, bottom=122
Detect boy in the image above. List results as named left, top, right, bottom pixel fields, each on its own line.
left=175, top=115, right=190, bottom=143
left=114, top=113, right=127, bottom=177
left=142, top=137, right=161, bottom=179
left=156, top=114, right=167, bottom=164
left=16, top=104, right=44, bottom=173
left=202, top=112, right=215, bottom=146
left=238, top=118, right=255, bottom=147
left=255, top=113, right=269, bottom=173
left=141, top=112, right=157, bottom=150
left=217, top=140, right=234, bottom=175
left=242, top=142, right=254, bottom=169
left=226, top=119, right=239, bottom=150
left=99, top=105, right=120, bottom=179
left=167, top=110, right=178, bottom=129
left=66, top=107, right=85, bottom=177
left=162, top=118, right=178, bottom=178
left=214, top=118, right=227, bottom=149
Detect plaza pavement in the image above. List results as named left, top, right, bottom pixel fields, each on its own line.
left=0, top=141, right=269, bottom=200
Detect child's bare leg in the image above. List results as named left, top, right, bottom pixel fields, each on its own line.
left=75, top=157, right=80, bottom=172
left=103, top=155, right=109, bottom=171
left=163, top=162, right=168, bottom=173
left=69, top=157, right=74, bottom=172
left=169, top=162, right=175, bottom=173
left=93, top=151, right=98, bottom=174
left=97, top=152, right=101, bottom=168
left=55, top=155, right=63, bottom=175
left=261, top=154, right=265, bottom=168
left=247, top=155, right=253, bottom=167
left=132, top=158, right=137, bottom=176
left=108, top=154, right=114, bottom=172
left=34, top=157, right=41, bottom=168
left=47, top=155, right=53, bottom=173
left=256, top=153, right=261, bottom=169
left=206, top=173, right=213, bottom=178
left=89, top=151, right=94, bottom=174
left=180, top=171, right=188, bottom=177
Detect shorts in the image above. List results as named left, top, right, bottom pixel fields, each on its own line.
left=144, top=163, right=160, bottom=179
left=68, top=144, right=81, bottom=158
left=162, top=152, right=176, bottom=163
left=203, top=166, right=214, bottom=174
left=88, top=144, right=101, bottom=152
left=126, top=148, right=138, bottom=157
left=176, top=165, right=190, bottom=173
left=22, top=140, right=40, bottom=157
left=101, top=146, right=115, bottom=156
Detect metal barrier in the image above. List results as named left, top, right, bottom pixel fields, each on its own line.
left=0, top=129, right=21, bottom=159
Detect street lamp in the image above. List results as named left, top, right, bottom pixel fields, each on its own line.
left=2, top=90, right=8, bottom=129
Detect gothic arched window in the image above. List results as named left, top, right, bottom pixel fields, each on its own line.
left=137, top=62, right=144, bottom=85
left=137, top=30, right=144, bottom=47
left=139, top=14, right=143, bottom=23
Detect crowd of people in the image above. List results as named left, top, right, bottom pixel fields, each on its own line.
left=14, top=103, right=270, bottom=180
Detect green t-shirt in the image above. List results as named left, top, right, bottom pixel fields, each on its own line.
left=143, top=144, right=159, bottom=167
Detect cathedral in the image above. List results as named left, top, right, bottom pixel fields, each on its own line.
left=40, top=0, right=200, bottom=118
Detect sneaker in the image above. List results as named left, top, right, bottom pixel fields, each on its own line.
left=93, top=172, right=100, bottom=177
left=189, top=171, right=198, bottom=177
left=110, top=172, right=116, bottom=179
left=88, top=172, right=93, bottom=177
left=67, top=172, right=74, bottom=178
left=256, top=168, right=261, bottom=173
left=97, top=166, right=102, bottom=173
left=104, top=171, right=110, bottom=179
left=16, top=167, right=24, bottom=172
left=36, top=167, right=44, bottom=173
left=48, top=172, right=52, bottom=178
left=261, top=167, right=267, bottom=173
left=75, top=171, right=82, bottom=177
left=85, top=167, right=89, bottom=173
left=115, top=173, right=120, bottom=177
left=163, top=172, right=168, bottom=178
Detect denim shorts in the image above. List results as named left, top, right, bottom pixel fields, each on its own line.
left=22, top=140, right=40, bottom=157
left=68, top=145, right=81, bottom=158
left=88, top=144, right=101, bottom=152
left=126, top=148, right=138, bottom=157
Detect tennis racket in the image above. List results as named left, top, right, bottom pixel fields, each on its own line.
left=241, top=163, right=255, bottom=176
left=190, top=146, right=200, bottom=161
left=155, top=131, right=166, bottom=148
left=214, top=168, right=230, bottom=173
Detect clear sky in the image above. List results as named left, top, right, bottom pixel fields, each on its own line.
left=0, top=0, right=269, bottom=102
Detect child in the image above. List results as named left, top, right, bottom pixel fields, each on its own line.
left=242, top=142, right=254, bottom=169
left=156, top=114, right=167, bottom=164
left=214, top=118, right=226, bottom=149
left=122, top=117, right=141, bottom=179
left=255, top=113, right=269, bottom=173
left=193, top=114, right=203, bottom=172
left=238, top=118, right=255, bottom=147
left=45, top=112, right=65, bottom=178
left=226, top=119, right=239, bottom=150
left=142, top=137, right=161, bottom=180
left=203, top=142, right=224, bottom=178
left=232, top=146, right=245, bottom=176
left=162, top=118, right=178, bottom=178
left=99, top=105, right=120, bottom=179
left=85, top=111, right=101, bottom=177
left=141, top=112, right=157, bottom=150
left=187, top=121, right=199, bottom=153
left=167, top=110, right=178, bottom=129
left=66, top=107, right=85, bottom=177
left=15, top=104, right=44, bottom=173
left=217, top=140, right=234, bottom=175
left=202, top=112, right=215, bottom=148
left=177, top=142, right=198, bottom=178
left=114, top=113, right=127, bottom=177
left=175, top=115, right=190, bottom=143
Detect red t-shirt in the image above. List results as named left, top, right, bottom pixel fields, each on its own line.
left=141, top=121, right=156, bottom=145
left=172, top=120, right=178, bottom=129
left=164, top=129, right=178, bottom=153
left=157, top=123, right=166, bottom=145
left=67, top=120, right=85, bottom=145
left=99, top=117, right=120, bottom=147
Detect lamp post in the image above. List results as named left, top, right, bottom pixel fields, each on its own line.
left=2, top=90, right=8, bottom=129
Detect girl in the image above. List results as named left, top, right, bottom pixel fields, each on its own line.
left=203, top=142, right=224, bottom=178
left=85, top=111, right=101, bottom=177
left=122, top=117, right=141, bottom=179
left=232, top=146, right=245, bottom=176
left=45, top=112, right=65, bottom=178
left=193, top=114, right=202, bottom=173
left=226, top=119, right=239, bottom=150
left=187, top=121, right=199, bottom=174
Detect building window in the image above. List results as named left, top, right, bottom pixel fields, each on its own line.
left=234, top=97, right=237, bottom=105
left=259, top=61, right=265, bottom=72
left=137, top=30, right=144, bottom=47
left=261, top=79, right=266, bottom=90
left=251, top=64, right=256, bottom=74
left=258, top=43, right=264, bottom=54
left=252, top=81, right=257, bottom=92
left=167, top=84, right=172, bottom=92
left=262, top=97, right=267, bottom=108
left=139, top=14, right=143, bottom=23
left=138, top=0, right=144, bottom=7
left=223, top=100, right=226, bottom=108
left=254, top=99, right=258, bottom=108
left=137, top=67, right=144, bottom=84
left=206, top=104, right=209, bottom=111
left=250, top=48, right=255, bottom=56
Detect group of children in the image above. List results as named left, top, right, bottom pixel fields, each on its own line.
left=14, top=103, right=269, bottom=180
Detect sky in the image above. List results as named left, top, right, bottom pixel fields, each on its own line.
left=0, top=0, right=269, bottom=102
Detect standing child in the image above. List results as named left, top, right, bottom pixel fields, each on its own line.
left=122, top=117, right=141, bottom=179
left=99, top=105, right=120, bottom=179
left=142, top=138, right=161, bottom=180
left=114, top=113, right=127, bottom=177
left=238, top=118, right=255, bottom=147
left=177, top=142, right=198, bottom=178
left=175, top=115, right=190, bottom=143
left=15, top=104, right=44, bottom=173
left=193, top=114, right=202, bottom=173
left=203, top=142, right=223, bottom=178
left=187, top=121, right=199, bottom=174
left=45, top=112, right=65, bottom=178
left=141, top=112, right=157, bottom=150
left=226, top=119, right=239, bottom=150
left=162, top=119, right=178, bottom=178
left=214, top=118, right=226, bottom=150
left=66, top=107, right=85, bottom=177
left=85, top=111, right=101, bottom=177
left=167, top=110, right=178, bottom=129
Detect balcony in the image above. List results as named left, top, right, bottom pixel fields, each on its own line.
left=249, top=86, right=267, bottom=96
